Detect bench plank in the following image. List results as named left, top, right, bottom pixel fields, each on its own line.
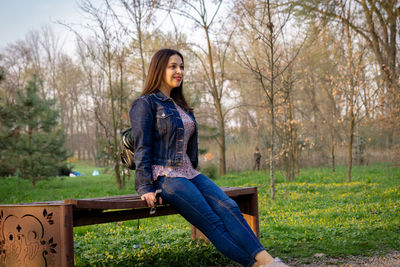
left=64, top=187, right=256, bottom=210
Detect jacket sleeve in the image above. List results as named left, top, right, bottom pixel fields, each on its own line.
left=129, top=96, right=155, bottom=196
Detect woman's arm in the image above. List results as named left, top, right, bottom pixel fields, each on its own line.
left=129, top=96, right=155, bottom=196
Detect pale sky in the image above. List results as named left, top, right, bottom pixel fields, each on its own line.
left=0, top=0, right=83, bottom=51
left=0, top=0, right=219, bottom=54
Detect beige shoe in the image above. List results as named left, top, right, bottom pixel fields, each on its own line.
left=260, top=257, right=290, bottom=267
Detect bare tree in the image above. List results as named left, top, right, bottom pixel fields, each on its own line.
left=329, top=1, right=379, bottom=181
left=234, top=0, right=303, bottom=199
left=294, top=17, right=380, bottom=175
left=281, top=65, right=299, bottom=181
left=291, top=0, right=400, bottom=146
left=105, top=0, right=157, bottom=85
left=76, top=40, right=108, bottom=165
left=164, top=0, right=233, bottom=175
left=63, top=0, right=130, bottom=188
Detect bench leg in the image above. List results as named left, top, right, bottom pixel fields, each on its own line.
left=0, top=204, right=74, bottom=267
left=240, top=189, right=260, bottom=238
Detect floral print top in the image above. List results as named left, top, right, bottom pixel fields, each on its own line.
left=152, top=102, right=200, bottom=180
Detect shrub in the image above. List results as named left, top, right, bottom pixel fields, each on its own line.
left=199, top=163, right=219, bottom=180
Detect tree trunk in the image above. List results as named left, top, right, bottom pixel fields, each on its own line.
left=28, top=126, right=35, bottom=186
left=107, top=50, right=122, bottom=189
left=204, top=25, right=226, bottom=175
left=331, top=132, right=336, bottom=172
left=345, top=21, right=355, bottom=183
left=295, top=144, right=299, bottom=176
left=218, top=119, right=226, bottom=176
left=287, top=79, right=296, bottom=181
left=270, top=104, right=275, bottom=200
left=138, top=25, right=146, bottom=84
left=346, top=113, right=354, bottom=182
left=268, top=0, right=275, bottom=200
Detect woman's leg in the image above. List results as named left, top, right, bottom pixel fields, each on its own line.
left=190, top=174, right=268, bottom=260
left=154, top=176, right=256, bottom=266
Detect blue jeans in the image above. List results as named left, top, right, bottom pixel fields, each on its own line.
left=154, top=174, right=264, bottom=266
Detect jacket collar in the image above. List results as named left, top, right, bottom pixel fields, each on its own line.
left=152, top=90, right=172, bottom=102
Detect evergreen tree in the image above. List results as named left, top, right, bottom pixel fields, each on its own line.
left=0, top=99, right=17, bottom=176
left=0, top=77, right=68, bottom=185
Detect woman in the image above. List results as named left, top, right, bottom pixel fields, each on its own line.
left=129, top=48, right=288, bottom=267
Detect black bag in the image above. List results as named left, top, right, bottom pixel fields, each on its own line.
left=120, top=128, right=136, bottom=170
left=120, top=94, right=156, bottom=170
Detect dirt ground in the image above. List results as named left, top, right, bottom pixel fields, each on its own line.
left=287, top=251, right=400, bottom=267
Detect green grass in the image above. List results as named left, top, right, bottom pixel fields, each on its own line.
left=1, top=162, right=399, bottom=266
left=0, top=161, right=136, bottom=203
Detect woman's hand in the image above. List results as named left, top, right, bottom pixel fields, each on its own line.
left=141, top=192, right=163, bottom=208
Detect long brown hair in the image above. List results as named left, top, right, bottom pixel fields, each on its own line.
left=141, top=48, right=193, bottom=113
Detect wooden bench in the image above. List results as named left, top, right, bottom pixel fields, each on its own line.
left=0, top=186, right=259, bottom=267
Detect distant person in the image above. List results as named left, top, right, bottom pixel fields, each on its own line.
left=254, top=147, right=261, bottom=171
left=130, top=49, right=288, bottom=267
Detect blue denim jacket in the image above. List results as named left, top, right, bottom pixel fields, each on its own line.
left=129, top=90, right=199, bottom=196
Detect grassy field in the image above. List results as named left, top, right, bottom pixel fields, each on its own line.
left=1, top=162, right=399, bottom=266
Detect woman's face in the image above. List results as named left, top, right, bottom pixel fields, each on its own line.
left=162, top=54, right=184, bottom=91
